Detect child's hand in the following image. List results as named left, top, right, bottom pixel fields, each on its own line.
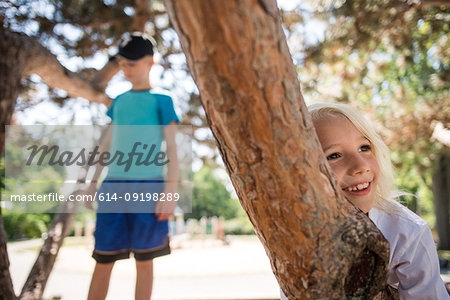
left=155, top=184, right=177, bottom=221
left=84, top=184, right=97, bottom=210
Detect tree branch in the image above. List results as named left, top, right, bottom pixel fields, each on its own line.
left=91, top=57, right=120, bottom=92
left=421, top=0, right=450, bottom=8
left=0, top=32, right=111, bottom=105
left=22, top=36, right=110, bottom=104
left=132, top=0, right=151, bottom=31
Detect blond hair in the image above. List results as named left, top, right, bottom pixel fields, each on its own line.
left=308, top=103, right=400, bottom=212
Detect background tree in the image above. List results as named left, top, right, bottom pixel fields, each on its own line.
left=191, top=166, right=239, bottom=220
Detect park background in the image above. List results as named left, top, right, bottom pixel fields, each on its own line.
left=1, top=0, right=449, bottom=299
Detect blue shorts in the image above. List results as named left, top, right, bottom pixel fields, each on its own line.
left=95, top=177, right=166, bottom=213
left=92, top=178, right=170, bottom=263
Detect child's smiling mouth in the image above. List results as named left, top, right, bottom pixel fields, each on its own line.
left=343, top=181, right=372, bottom=195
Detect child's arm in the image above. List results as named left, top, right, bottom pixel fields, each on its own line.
left=156, top=121, right=179, bottom=221
left=393, top=225, right=449, bottom=299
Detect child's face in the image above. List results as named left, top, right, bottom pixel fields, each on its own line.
left=313, top=114, right=380, bottom=213
left=117, top=56, right=153, bottom=87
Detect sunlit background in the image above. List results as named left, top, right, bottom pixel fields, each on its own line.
left=1, top=0, right=449, bottom=299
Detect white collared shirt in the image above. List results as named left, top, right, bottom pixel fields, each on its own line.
left=369, top=202, right=449, bottom=299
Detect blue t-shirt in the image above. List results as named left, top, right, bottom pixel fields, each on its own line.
left=106, top=89, right=179, bottom=179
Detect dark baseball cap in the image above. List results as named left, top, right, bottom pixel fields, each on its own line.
left=117, top=33, right=155, bottom=60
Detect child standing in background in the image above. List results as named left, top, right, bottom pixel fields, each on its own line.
left=86, top=32, right=179, bottom=300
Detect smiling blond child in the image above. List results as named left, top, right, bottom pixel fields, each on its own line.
left=308, top=103, right=448, bottom=299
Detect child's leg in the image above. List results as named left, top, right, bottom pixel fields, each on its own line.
left=87, top=262, right=115, bottom=300
left=135, top=259, right=153, bottom=300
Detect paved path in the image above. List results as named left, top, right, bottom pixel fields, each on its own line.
left=8, top=236, right=450, bottom=299
left=8, top=235, right=280, bottom=300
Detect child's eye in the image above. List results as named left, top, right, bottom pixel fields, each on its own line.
left=326, top=153, right=341, bottom=160
left=359, top=144, right=372, bottom=152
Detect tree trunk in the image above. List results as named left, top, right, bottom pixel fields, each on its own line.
left=165, top=0, right=392, bottom=298
left=0, top=30, right=29, bottom=300
left=0, top=30, right=116, bottom=299
left=0, top=218, right=15, bottom=300
left=432, top=153, right=450, bottom=250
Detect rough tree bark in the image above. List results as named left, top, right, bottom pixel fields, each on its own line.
left=0, top=30, right=116, bottom=299
left=165, top=0, right=392, bottom=298
left=432, top=153, right=450, bottom=250
left=0, top=29, right=23, bottom=300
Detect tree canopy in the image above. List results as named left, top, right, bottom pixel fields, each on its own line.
left=2, top=0, right=448, bottom=211
left=191, top=166, right=239, bottom=220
